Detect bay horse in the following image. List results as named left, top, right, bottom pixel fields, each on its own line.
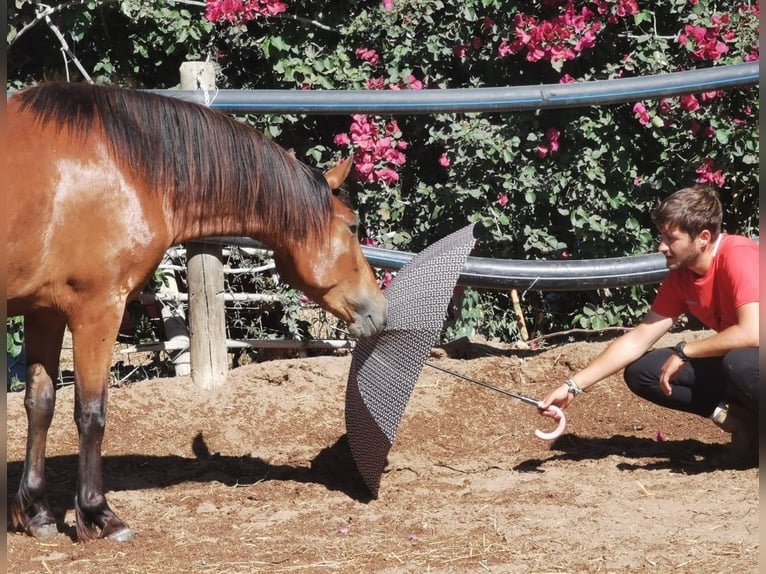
left=6, top=82, right=388, bottom=542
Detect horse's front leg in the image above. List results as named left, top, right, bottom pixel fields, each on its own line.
left=70, top=305, right=134, bottom=542
left=11, top=310, right=66, bottom=539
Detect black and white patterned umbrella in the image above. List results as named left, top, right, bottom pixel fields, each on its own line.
left=345, top=224, right=477, bottom=496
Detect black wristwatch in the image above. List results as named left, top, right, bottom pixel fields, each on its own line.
left=672, top=341, right=690, bottom=362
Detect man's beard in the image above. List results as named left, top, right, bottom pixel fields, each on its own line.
left=665, top=248, right=699, bottom=271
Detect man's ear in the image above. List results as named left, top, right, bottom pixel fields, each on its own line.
left=697, top=228, right=712, bottom=247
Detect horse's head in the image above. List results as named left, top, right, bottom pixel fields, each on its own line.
left=273, top=158, right=388, bottom=338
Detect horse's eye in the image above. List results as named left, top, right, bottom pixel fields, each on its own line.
left=348, top=222, right=359, bottom=236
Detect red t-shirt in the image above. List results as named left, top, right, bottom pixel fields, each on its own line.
left=651, top=234, right=759, bottom=332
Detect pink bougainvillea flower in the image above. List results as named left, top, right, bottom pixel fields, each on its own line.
left=632, top=102, right=650, bottom=125
left=615, top=0, right=639, bottom=18
left=405, top=74, right=423, bottom=90
left=453, top=44, right=469, bottom=58
left=695, top=158, right=725, bottom=187
left=497, top=40, right=514, bottom=58
left=678, top=23, right=731, bottom=61
left=690, top=119, right=702, bottom=135
left=497, top=4, right=617, bottom=64
left=365, top=77, right=386, bottom=90
left=700, top=90, right=722, bottom=102
left=559, top=74, right=576, bottom=84
left=355, top=47, right=380, bottom=66
left=333, top=133, right=351, bottom=146
left=381, top=0, right=394, bottom=10
left=689, top=119, right=714, bottom=138
left=375, top=167, right=400, bottom=185
left=438, top=153, right=450, bottom=167
left=384, top=119, right=400, bottom=135
left=261, top=0, right=286, bottom=15
left=334, top=116, right=408, bottom=185
left=545, top=127, right=560, bottom=152
left=498, top=192, right=509, bottom=207
left=679, top=94, right=700, bottom=112
left=537, top=127, right=560, bottom=157
left=205, top=0, right=286, bottom=23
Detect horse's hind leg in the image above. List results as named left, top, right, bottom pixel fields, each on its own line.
left=11, top=310, right=65, bottom=539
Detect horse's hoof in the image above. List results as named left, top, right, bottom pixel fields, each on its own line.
left=29, top=523, right=58, bottom=540
left=106, top=527, right=135, bottom=542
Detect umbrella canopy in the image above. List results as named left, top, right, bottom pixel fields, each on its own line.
left=345, top=224, right=477, bottom=496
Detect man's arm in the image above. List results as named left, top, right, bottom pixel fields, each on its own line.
left=539, top=310, right=675, bottom=412
left=657, top=301, right=758, bottom=395
left=682, top=302, right=759, bottom=358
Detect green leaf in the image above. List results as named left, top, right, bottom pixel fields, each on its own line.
left=270, top=35, right=289, bottom=52
left=715, top=129, right=730, bottom=144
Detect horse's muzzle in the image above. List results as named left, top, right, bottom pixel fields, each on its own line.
left=348, top=297, right=388, bottom=338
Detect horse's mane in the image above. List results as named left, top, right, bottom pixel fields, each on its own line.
left=17, top=82, right=334, bottom=240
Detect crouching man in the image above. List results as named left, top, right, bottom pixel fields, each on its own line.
left=540, top=184, right=759, bottom=464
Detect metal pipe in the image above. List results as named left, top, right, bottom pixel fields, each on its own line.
left=150, top=62, right=758, bottom=114
left=206, top=236, right=668, bottom=291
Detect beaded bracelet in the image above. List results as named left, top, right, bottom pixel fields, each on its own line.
left=564, top=378, right=583, bottom=397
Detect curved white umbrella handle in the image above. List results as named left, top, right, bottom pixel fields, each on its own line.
left=534, top=404, right=566, bottom=440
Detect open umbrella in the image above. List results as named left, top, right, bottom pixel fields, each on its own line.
left=345, top=224, right=477, bottom=496
left=345, top=223, right=564, bottom=497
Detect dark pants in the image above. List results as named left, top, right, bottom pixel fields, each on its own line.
left=624, top=347, right=759, bottom=418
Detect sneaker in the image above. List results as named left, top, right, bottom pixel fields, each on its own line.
left=711, top=402, right=759, bottom=464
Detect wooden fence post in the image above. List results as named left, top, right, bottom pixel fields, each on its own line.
left=159, top=263, right=191, bottom=377
left=180, top=61, right=228, bottom=390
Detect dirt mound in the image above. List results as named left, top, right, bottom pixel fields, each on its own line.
left=6, top=332, right=758, bottom=573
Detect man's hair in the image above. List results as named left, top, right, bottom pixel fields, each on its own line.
left=650, top=184, right=722, bottom=239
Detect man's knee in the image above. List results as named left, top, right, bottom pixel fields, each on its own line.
left=722, top=347, right=759, bottom=405
left=624, top=349, right=667, bottom=384
left=722, top=347, right=757, bottom=378
left=623, top=354, right=658, bottom=396
left=623, top=359, right=641, bottom=391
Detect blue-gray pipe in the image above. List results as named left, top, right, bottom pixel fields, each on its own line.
left=154, top=62, right=758, bottom=114
left=205, top=237, right=669, bottom=291
left=364, top=245, right=668, bottom=291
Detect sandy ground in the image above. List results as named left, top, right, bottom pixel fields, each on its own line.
left=6, top=331, right=758, bottom=573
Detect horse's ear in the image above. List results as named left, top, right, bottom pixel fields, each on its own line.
left=324, top=157, right=353, bottom=190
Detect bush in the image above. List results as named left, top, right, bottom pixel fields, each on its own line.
left=8, top=0, right=759, bottom=342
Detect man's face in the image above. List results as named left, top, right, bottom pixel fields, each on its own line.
left=657, top=226, right=699, bottom=271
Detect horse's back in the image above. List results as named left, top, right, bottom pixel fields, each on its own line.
left=6, top=86, right=171, bottom=316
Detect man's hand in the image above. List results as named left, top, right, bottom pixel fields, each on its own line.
left=539, top=383, right=575, bottom=417
left=658, top=353, right=685, bottom=395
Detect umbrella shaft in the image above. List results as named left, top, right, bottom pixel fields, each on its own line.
left=424, top=361, right=541, bottom=406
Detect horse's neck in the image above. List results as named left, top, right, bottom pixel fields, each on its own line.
left=169, top=207, right=270, bottom=246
